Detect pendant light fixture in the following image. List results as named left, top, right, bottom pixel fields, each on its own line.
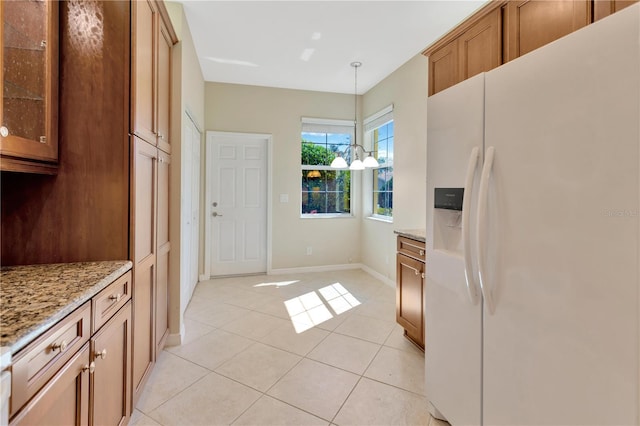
left=330, top=62, right=379, bottom=170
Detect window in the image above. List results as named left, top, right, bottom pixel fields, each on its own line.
left=301, top=118, right=354, bottom=216
left=365, top=106, right=393, bottom=218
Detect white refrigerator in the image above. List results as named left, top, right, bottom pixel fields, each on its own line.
left=425, top=5, right=640, bottom=426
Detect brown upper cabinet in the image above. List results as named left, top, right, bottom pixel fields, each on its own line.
left=427, top=2, right=502, bottom=96
left=0, top=0, right=59, bottom=174
left=593, top=0, right=638, bottom=20
left=460, top=8, right=502, bottom=85
left=131, top=0, right=175, bottom=153
left=424, top=0, right=636, bottom=96
left=504, top=0, right=590, bottom=62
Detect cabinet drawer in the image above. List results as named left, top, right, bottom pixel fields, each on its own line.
left=397, top=236, right=425, bottom=262
left=91, top=271, right=131, bottom=334
left=11, top=302, right=91, bottom=416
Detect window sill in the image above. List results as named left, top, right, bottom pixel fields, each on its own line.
left=301, top=213, right=354, bottom=219
left=366, top=215, right=393, bottom=224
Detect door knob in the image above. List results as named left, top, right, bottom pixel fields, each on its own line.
left=212, top=212, right=223, bottom=217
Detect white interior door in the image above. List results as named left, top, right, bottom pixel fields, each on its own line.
left=207, top=132, right=268, bottom=276
left=189, top=122, right=201, bottom=294
left=182, top=115, right=201, bottom=299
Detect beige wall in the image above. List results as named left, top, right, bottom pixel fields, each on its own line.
left=361, top=54, right=428, bottom=281
left=203, top=54, right=428, bottom=277
left=166, top=2, right=205, bottom=342
left=205, top=83, right=363, bottom=270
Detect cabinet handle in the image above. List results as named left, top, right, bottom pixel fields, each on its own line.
left=51, top=340, right=68, bottom=352
left=158, top=133, right=164, bottom=140
left=95, top=349, right=107, bottom=360
left=82, top=362, right=96, bottom=374
left=109, top=293, right=122, bottom=302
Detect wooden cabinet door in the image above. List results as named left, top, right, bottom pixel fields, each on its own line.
left=428, top=39, right=459, bottom=96
left=459, top=8, right=502, bottom=82
left=155, top=151, right=170, bottom=353
left=10, top=343, right=90, bottom=426
left=396, top=254, right=425, bottom=348
left=505, top=0, right=591, bottom=61
left=0, top=0, right=59, bottom=172
left=156, top=22, right=171, bottom=154
left=593, top=0, right=638, bottom=21
left=131, top=0, right=157, bottom=145
left=90, top=302, right=131, bottom=426
left=131, top=137, right=157, bottom=405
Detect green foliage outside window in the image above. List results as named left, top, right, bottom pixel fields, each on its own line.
left=301, top=138, right=351, bottom=214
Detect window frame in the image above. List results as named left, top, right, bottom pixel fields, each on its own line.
left=364, top=106, right=394, bottom=222
left=300, top=118, right=355, bottom=218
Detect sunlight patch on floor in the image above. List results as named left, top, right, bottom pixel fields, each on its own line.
left=253, top=280, right=300, bottom=288
left=284, top=283, right=360, bottom=333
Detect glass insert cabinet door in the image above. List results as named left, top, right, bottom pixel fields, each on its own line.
left=0, top=0, right=59, bottom=169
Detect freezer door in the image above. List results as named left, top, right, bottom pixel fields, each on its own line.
left=482, top=5, right=640, bottom=425
left=425, top=74, right=484, bottom=426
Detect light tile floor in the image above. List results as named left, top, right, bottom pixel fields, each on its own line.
left=130, top=269, right=447, bottom=426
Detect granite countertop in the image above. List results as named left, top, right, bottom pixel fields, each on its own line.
left=394, top=229, right=426, bottom=243
left=0, top=260, right=132, bottom=354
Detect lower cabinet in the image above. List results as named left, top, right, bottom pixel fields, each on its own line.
left=10, top=273, right=132, bottom=426
left=131, top=136, right=170, bottom=406
left=90, top=302, right=132, bottom=426
left=10, top=344, right=91, bottom=426
left=396, top=236, right=425, bottom=350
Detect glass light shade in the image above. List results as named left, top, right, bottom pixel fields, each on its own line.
left=349, top=159, right=364, bottom=170
left=330, top=156, right=348, bottom=169
left=362, top=155, right=379, bottom=168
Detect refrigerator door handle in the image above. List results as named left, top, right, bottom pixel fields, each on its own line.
left=462, top=147, right=480, bottom=305
left=477, top=146, right=495, bottom=314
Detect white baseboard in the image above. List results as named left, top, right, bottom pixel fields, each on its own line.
left=268, top=263, right=396, bottom=288
left=165, top=322, right=186, bottom=347
left=269, top=263, right=363, bottom=275
left=361, top=264, right=395, bottom=288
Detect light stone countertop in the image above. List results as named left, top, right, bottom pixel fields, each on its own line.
left=394, top=229, right=426, bottom=243
left=0, top=260, right=132, bottom=354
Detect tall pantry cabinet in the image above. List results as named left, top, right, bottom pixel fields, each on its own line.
left=130, top=0, right=177, bottom=406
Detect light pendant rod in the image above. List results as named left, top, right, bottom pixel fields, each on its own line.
left=352, top=61, right=360, bottom=161
left=330, top=61, right=379, bottom=170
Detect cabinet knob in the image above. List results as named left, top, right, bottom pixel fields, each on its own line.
left=421, top=272, right=425, bottom=279
left=0, top=126, right=8, bottom=137
left=419, top=250, right=425, bottom=256
left=414, top=269, right=419, bottom=276
left=82, top=362, right=96, bottom=374
left=109, top=293, right=122, bottom=302
left=51, top=340, right=68, bottom=352
left=95, top=349, right=107, bottom=360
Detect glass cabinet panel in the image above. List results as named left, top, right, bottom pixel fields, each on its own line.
left=1, top=0, right=58, bottom=172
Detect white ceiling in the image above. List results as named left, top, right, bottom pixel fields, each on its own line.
left=175, top=1, right=487, bottom=94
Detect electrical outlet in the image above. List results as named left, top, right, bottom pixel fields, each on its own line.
left=306, top=246, right=312, bottom=255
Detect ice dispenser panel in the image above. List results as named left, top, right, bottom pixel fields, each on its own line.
left=434, top=188, right=464, bottom=211
left=433, top=188, right=464, bottom=253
